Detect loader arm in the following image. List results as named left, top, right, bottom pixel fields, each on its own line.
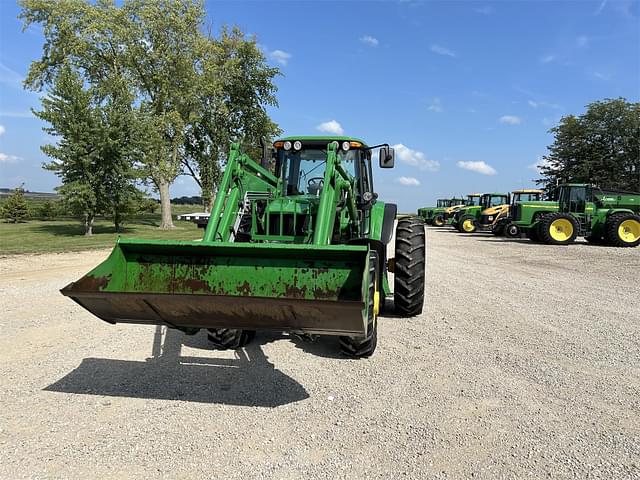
left=203, top=143, right=279, bottom=243
left=313, top=142, right=360, bottom=244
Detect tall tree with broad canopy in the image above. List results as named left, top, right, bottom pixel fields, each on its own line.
left=20, top=0, right=280, bottom=227
left=537, top=98, right=640, bottom=196
left=36, top=64, right=141, bottom=235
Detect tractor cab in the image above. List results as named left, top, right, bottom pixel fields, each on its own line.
left=557, top=184, right=589, bottom=213
left=465, top=194, right=482, bottom=206
left=480, top=193, right=510, bottom=209
left=436, top=199, right=451, bottom=208
left=511, top=189, right=543, bottom=204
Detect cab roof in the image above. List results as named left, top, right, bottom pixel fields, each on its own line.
left=512, top=189, right=543, bottom=194
left=276, top=136, right=368, bottom=147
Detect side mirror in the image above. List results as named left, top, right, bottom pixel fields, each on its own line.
left=379, top=146, right=395, bottom=168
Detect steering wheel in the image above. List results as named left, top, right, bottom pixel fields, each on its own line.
left=307, top=177, right=324, bottom=188
left=307, top=177, right=324, bottom=195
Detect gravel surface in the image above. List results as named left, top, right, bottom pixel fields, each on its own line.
left=0, top=229, right=639, bottom=479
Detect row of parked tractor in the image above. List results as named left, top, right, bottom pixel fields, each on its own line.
left=417, top=184, right=640, bottom=247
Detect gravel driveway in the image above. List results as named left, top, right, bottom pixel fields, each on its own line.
left=1, top=228, right=638, bottom=479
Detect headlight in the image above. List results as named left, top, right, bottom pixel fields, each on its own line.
left=293, top=140, right=302, bottom=151
left=341, top=141, right=350, bottom=151
left=283, top=141, right=292, bottom=150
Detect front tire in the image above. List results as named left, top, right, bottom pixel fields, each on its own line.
left=539, top=213, right=579, bottom=245
left=457, top=215, right=477, bottom=233
left=433, top=214, right=445, bottom=227
left=605, top=213, right=640, bottom=247
left=504, top=223, right=521, bottom=238
left=339, top=251, right=378, bottom=358
left=207, top=328, right=256, bottom=349
left=394, top=217, right=426, bottom=316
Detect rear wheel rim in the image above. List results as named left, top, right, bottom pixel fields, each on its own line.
left=549, top=218, right=573, bottom=241
left=463, top=219, right=475, bottom=232
left=618, top=219, right=640, bottom=243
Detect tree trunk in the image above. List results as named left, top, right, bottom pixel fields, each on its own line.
left=114, top=210, right=121, bottom=233
left=84, top=213, right=94, bottom=236
left=158, top=179, right=175, bottom=229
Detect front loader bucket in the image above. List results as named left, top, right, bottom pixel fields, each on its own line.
left=61, top=239, right=371, bottom=336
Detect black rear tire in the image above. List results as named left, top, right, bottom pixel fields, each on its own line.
left=394, top=217, right=426, bottom=316
left=604, top=213, right=640, bottom=247
left=526, top=226, right=540, bottom=242
left=538, top=213, right=579, bottom=245
left=339, top=251, right=378, bottom=358
left=207, top=328, right=256, bottom=349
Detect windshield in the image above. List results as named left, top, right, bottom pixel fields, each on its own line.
left=278, top=148, right=358, bottom=196
left=513, top=193, right=540, bottom=203
left=559, top=186, right=587, bottom=212
left=467, top=196, right=481, bottom=206
left=481, top=195, right=508, bottom=208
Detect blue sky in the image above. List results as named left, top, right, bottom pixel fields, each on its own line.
left=1, top=0, right=639, bottom=211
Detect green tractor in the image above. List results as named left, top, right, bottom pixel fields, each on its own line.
left=511, top=183, right=640, bottom=247
left=488, top=189, right=544, bottom=237
left=445, top=194, right=481, bottom=226
left=418, top=197, right=465, bottom=226
left=61, top=136, right=427, bottom=358
left=417, top=199, right=448, bottom=225
left=452, top=192, right=510, bottom=233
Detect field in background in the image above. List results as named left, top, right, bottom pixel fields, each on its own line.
left=0, top=203, right=203, bottom=255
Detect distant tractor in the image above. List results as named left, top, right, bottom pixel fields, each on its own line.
left=445, top=194, right=481, bottom=226
left=427, top=197, right=465, bottom=227
left=418, top=199, right=451, bottom=225
left=487, top=189, right=544, bottom=237
left=453, top=193, right=510, bottom=233
left=511, top=184, right=640, bottom=247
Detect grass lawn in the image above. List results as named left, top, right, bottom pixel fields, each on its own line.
left=0, top=214, right=203, bottom=255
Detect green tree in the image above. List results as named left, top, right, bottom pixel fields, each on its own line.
left=38, top=200, right=55, bottom=219
left=35, top=65, right=140, bottom=235
left=182, top=27, right=281, bottom=210
left=538, top=98, right=640, bottom=195
left=1, top=187, right=29, bottom=223
left=20, top=0, right=280, bottom=227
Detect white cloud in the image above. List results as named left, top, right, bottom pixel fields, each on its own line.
left=499, top=115, right=522, bottom=125
left=0, top=152, right=22, bottom=163
left=316, top=120, right=344, bottom=135
left=393, top=143, right=440, bottom=171
left=540, top=54, right=556, bottom=64
left=528, top=156, right=550, bottom=171
left=359, top=35, right=379, bottom=47
left=457, top=160, right=497, bottom=175
left=595, top=0, right=608, bottom=15
left=0, top=125, right=5, bottom=136
left=593, top=71, right=611, bottom=80
left=527, top=100, right=561, bottom=110
left=474, top=6, right=493, bottom=14
left=577, top=35, right=589, bottom=47
left=269, top=49, right=291, bottom=66
left=396, top=176, right=421, bottom=186
left=430, top=44, right=457, bottom=57
left=427, top=97, right=443, bottom=112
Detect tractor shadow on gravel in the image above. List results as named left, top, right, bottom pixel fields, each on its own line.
left=45, top=327, right=309, bottom=407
